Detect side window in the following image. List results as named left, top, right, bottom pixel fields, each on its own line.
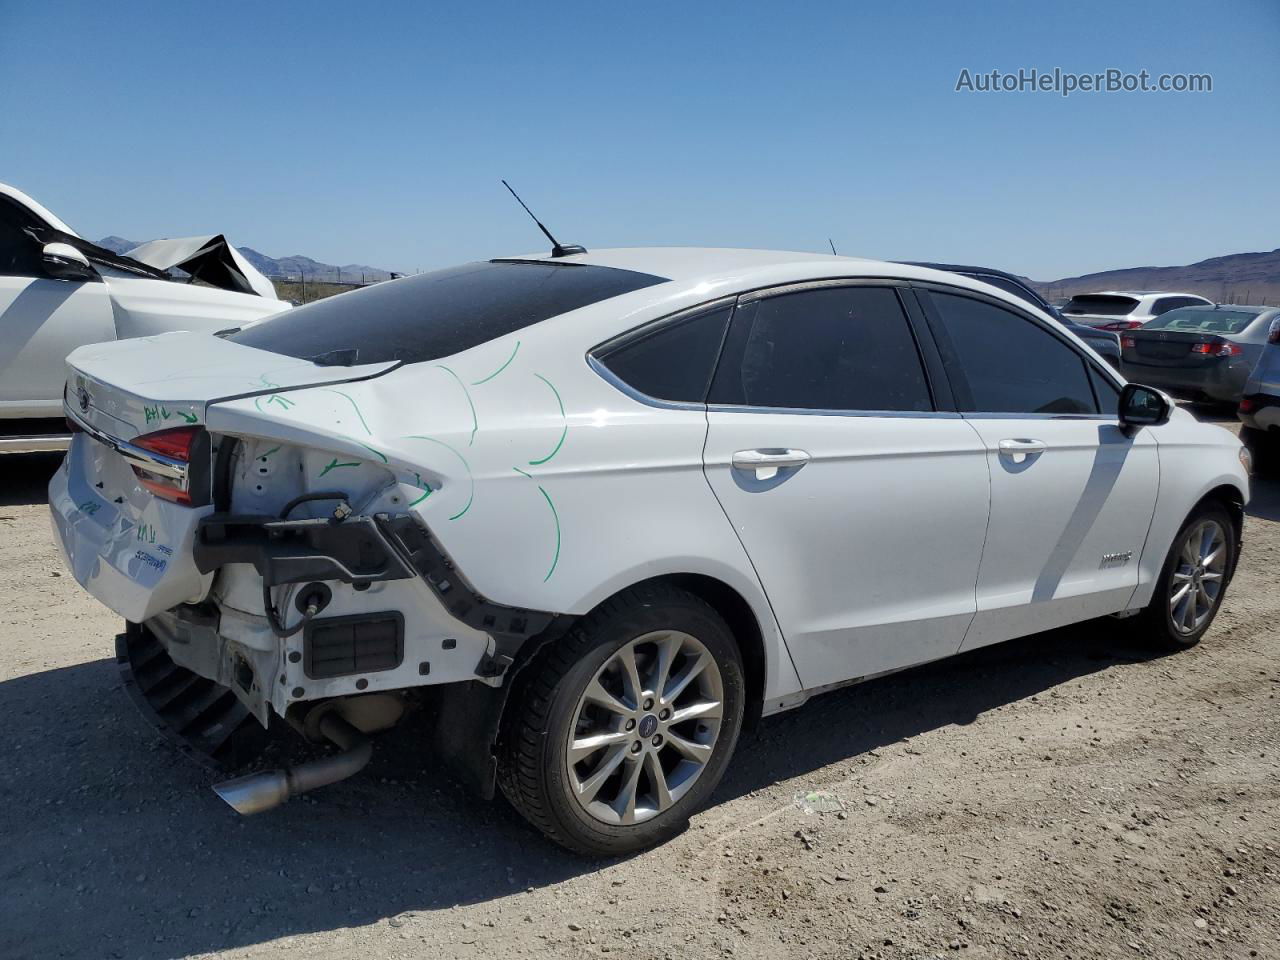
left=1088, top=365, right=1121, bottom=416
left=1153, top=296, right=1202, bottom=315
left=708, top=285, right=933, bottom=412
left=926, top=291, right=1098, bottom=415
left=0, top=198, right=45, bottom=277
left=593, top=305, right=732, bottom=403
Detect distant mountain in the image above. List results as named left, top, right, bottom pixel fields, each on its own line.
left=93, top=237, right=394, bottom=283
left=94, top=236, right=141, bottom=256
left=1036, top=249, right=1280, bottom=305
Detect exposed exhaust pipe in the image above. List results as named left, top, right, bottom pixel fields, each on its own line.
left=211, top=713, right=371, bottom=815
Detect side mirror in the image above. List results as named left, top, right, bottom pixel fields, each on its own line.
left=42, top=242, right=97, bottom=282
left=1119, top=383, right=1172, bottom=433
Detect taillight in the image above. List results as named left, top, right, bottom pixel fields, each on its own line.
left=1189, top=342, right=1240, bottom=357
left=1121, top=335, right=1136, bottom=349
left=1269, top=318, right=1280, bottom=345
left=131, top=426, right=200, bottom=504
left=1102, top=320, right=1142, bottom=332
left=1239, top=397, right=1256, bottom=413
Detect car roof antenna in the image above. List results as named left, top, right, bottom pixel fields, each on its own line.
left=828, top=238, right=839, bottom=256
left=501, top=180, right=587, bottom=258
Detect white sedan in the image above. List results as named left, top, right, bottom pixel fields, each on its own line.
left=49, top=247, right=1249, bottom=855
left=0, top=182, right=287, bottom=452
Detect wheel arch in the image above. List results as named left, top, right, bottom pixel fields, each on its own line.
left=647, top=573, right=767, bottom=728
left=429, top=569, right=787, bottom=801
left=1190, top=482, right=1246, bottom=578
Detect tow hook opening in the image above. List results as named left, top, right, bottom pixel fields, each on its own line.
left=210, top=712, right=371, bottom=815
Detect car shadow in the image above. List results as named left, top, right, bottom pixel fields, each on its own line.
left=0, top=452, right=63, bottom=507
left=0, top=617, right=1161, bottom=959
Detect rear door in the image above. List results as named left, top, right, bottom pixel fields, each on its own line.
left=701, top=282, right=991, bottom=688
left=916, top=286, right=1159, bottom=650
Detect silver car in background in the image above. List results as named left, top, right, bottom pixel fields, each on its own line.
left=1120, top=305, right=1280, bottom=404
left=1062, top=291, right=1212, bottom=331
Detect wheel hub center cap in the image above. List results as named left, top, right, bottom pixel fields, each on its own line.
left=637, top=714, right=659, bottom=738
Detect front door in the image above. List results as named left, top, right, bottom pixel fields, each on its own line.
left=916, top=287, right=1160, bottom=651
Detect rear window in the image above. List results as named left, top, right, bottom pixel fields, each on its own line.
left=1143, top=308, right=1260, bottom=335
left=230, top=260, right=667, bottom=365
left=1061, top=294, right=1139, bottom=317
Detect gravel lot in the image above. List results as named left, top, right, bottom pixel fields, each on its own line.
left=2, top=411, right=1277, bottom=960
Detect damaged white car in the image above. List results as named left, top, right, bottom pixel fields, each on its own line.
left=50, top=247, right=1249, bottom=855
left=0, top=182, right=286, bottom=452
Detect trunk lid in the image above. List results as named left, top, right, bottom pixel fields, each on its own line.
left=1125, top=330, right=1227, bottom=366
left=51, top=332, right=398, bottom=622
left=66, top=331, right=397, bottom=441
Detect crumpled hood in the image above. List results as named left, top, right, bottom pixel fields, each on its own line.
left=126, top=235, right=277, bottom=299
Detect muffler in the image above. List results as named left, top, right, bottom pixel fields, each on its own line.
left=211, top=713, right=371, bottom=815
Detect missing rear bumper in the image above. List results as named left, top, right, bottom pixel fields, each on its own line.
left=194, top=509, right=566, bottom=679
left=116, top=621, right=268, bottom=770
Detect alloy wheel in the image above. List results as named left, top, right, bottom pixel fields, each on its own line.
left=1168, top=519, right=1227, bottom=635
left=566, top=630, right=724, bottom=825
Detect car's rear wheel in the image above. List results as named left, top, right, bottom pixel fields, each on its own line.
left=497, top=583, right=745, bottom=856
left=1136, top=503, right=1235, bottom=650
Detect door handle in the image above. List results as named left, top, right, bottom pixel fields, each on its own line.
left=997, top=438, right=1046, bottom=463
left=731, top=449, right=810, bottom=480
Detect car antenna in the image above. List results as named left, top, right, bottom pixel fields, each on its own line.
left=828, top=238, right=839, bottom=256
left=501, top=180, right=586, bottom=258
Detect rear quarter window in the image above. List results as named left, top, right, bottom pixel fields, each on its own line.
left=592, top=305, right=733, bottom=403
left=230, top=260, right=668, bottom=365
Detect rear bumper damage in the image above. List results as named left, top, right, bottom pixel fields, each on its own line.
left=113, top=508, right=574, bottom=805
left=192, top=508, right=565, bottom=693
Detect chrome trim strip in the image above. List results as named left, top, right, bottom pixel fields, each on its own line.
left=736, top=276, right=908, bottom=303
left=0, top=434, right=71, bottom=454
left=64, top=406, right=189, bottom=486
left=585, top=356, right=708, bottom=412
left=706, top=403, right=962, bottom=420
left=959, top=412, right=1121, bottom=422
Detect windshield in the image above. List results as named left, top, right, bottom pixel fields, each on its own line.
left=230, top=260, right=668, bottom=365
left=1062, top=294, right=1140, bottom=317
left=1143, top=308, right=1260, bottom=335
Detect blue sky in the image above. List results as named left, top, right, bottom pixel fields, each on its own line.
left=2, top=0, right=1276, bottom=279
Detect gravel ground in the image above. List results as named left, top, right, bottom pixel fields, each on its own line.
left=2, top=411, right=1277, bottom=960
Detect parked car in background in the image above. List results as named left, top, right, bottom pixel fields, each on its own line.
left=0, top=182, right=288, bottom=453
left=1238, top=312, right=1280, bottom=474
left=1062, top=291, right=1212, bottom=331
left=1120, top=304, right=1280, bottom=404
left=50, top=247, right=1248, bottom=855
left=902, top=262, right=1122, bottom=368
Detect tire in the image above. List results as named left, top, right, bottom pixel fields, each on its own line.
left=1135, top=502, right=1236, bottom=651
left=1241, top=425, right=1278, bottom=478
left=497, top=583, right=746, bottom=856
